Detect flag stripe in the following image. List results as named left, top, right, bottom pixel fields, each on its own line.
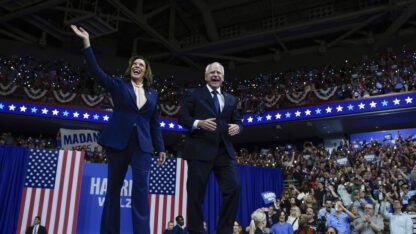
left=19, top=187, right=31, bottom=233
left=182, top=160, right=188, bottom=224
left=178, top=159, right=185, bottom=216
left=155, top=195, right=161, bottom=234
left=38, top=189, right=45, bottom=222
left=150, top=194, right=156, bottom=233
left=159, top=195, right=165, bottom=232
left=41, top=189, right=50, bottom=228
left=161, top=195, right=168, bottom=231
left=17, top=149, right=84, bottom=234
left=53, top=150, right=68, bottom=234
left=49, top=150, right=65, bottom=234
left=169, top=194, right=175, bottom=223
left=32, top=189, right=41, bottom=223
left=25, top=188, right=35, bottom=232
left=174, top=159, right=182, bottom=217
left=45, top=187, right=54, bottom=232
left=58, top=150, right=72, bottom=233
left=37, top=189, right=46, bottom=225
left=63, top=151, right=76, bottom=233
left=16, top=188, right=28, bottom=234
left=70, top=151, right=84, bottom=233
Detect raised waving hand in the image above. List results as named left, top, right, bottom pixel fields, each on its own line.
left=70, top=25, right=90, bottom=48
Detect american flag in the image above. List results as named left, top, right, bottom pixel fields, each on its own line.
left=16, top=149, right=84, bottom=234
left=149, top=157, right=188, bottom=234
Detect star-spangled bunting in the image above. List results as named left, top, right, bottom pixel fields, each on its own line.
left=242, top=93, right=416, bottom=126
left=1, top=92, right=416, bottom=129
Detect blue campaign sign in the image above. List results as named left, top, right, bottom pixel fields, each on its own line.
left=76, top=163, right=133, bottom=234
left=350, top=128, right=416, bottom=143
left=261, top=191, right=276, bottom=205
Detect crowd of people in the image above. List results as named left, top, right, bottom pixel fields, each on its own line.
left=0, top=132, right=57, bottom=149
left=1, top=47, right=416, bottom=115
left=0, top=132, right=106, bottom=163
left=3, top=129, right=416, bottom=233
left=0, top=132, right=183, bottom=164
left=235, top=134, right=416, bottom=233
left=161, top=134, right=416, bottom=233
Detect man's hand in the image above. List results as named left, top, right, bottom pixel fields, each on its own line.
left=197, top=118, right=217, bottom=131
left=362, top=215, right=368, bottom=222
left=157, top=152, right=166, bottom=165
left=228, top=124, right=240, bottom=136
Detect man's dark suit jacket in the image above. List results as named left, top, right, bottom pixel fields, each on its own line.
left=25, top=225, right=47, bottom=234
left=178, top=86, right=243, bottom=160
left=172, top=224, right=187, bottom=234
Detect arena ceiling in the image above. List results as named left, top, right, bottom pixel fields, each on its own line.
left=1, top=0, right=416, bottom=69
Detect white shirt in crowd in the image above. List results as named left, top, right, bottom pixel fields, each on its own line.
left=286, top=215, right=299, bottom=231
left=382, top=205, right=413, bottom=234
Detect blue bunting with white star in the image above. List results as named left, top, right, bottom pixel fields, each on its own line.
left=243, top=92, right=415, bottom=126
left=1, top=92, right=415, bottom=131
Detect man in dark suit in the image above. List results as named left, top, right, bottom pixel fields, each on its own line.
left=25, top=216, right=47, bottom=234
left=178, top=62, right=243, bottom=234
left=172, top=215, right=187, bottom=234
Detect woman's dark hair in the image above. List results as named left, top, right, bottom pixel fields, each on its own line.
left=279, top=210, right=288, bottom=222
left=124, top=55, right=153, bottom=89
left=326, top=226, right=338, bottom=234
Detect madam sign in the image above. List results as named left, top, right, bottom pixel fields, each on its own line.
left=60, top=128, right=102, bottom=151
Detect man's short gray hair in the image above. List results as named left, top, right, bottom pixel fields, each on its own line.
left=205, top=62, right=224, bottom=75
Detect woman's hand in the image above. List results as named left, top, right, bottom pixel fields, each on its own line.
left=158, top=152, right=167, bottom=165
left=70, top=25, right=91, bottom=48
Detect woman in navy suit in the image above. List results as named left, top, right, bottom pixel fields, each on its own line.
left=71, top=25, right=166, bottom=234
